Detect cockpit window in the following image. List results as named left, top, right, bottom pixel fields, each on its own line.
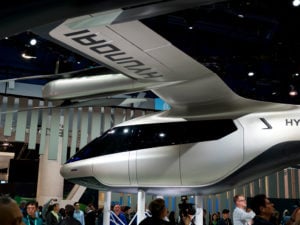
left=67, top=127, right=134, bottom=163
left=66, top=120, right=237, bottom=163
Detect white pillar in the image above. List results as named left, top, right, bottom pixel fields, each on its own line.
left=137, top=189, right=146, bottom=224
left=103, top=191, right=112, bottom=225
left=194, top=195, right=204, bottom=225
left=36, top=127, right=64, bottom=205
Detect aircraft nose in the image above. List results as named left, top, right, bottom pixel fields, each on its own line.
left=60, top=159, right=93, bottom=179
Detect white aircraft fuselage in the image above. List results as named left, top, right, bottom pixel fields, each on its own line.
left=60, top=109, right=300, bottom=195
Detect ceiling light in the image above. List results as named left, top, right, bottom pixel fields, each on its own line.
left=30, top=38, right=37, bottom=46
left=2, top=142, right=10, bottom=147
left=22, top=53, right=37, bottom=59
left=21, top=47, right=37, bottom=59
left=292, top=0, right=300, bottom=7
left=289, top=85, right=298, bottom=96
left=248, top=72, right=255, bottom=76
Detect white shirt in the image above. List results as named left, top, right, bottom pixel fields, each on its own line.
left=233, top=207, right=255, bottom=225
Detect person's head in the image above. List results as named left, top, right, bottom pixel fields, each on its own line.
left=19, top=201, right=26, bottom=209
left=222, top=209, right=230, bottom=219
left=289, top=207, right=300, bottom=224
left=212, top=213, right=218, bottom=221
left=65, top=204, right=75, bottom=217
left=233, top=194, right=247, bottom=209
left=123, top=206, right=131, bottom=214
left=148, top=198, right=168, bottom=219
left=88, top=203, right=95, bottom=211
left=0, top=196, right=25, bottom=225
left=113, top=204, right=122, bottom=215
left=26, top=201, right=38, bottom=218
left=74, top=202, right=80, bottom=211
left=251, top=194, right=274, bottom=220
left=52, top=203, right=60, bottom=213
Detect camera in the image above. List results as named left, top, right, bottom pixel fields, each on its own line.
left=178, top=195, right=196, bottom=217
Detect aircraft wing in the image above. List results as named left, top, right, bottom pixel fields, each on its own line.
left=0, top=0, right=225, bottom=38
left=45, top=17, right=298, bottom=118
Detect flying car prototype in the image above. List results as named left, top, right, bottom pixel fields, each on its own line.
left=1, top=0, right=300, bottom=195
left=55, top=14, right=300, bottom=195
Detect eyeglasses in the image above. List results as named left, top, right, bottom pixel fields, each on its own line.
left=238, top=199, right=246, bottom=202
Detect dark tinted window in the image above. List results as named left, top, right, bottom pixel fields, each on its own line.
left=66, top=120, right=237, bottom=163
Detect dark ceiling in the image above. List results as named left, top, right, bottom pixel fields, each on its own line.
left=0, top=0, right=300, bottom=104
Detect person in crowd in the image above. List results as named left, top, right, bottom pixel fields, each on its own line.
left=58, top=204, right=81, bottom=225
left=233, top=194, right=255, bottom=225
left=23, top=201, right=43, bottom=225
left=250, top=194, right=275, bottom=225
left=97, top=207, right=104, bottom=225
left=0, top=196, right=25, bottom=225
left=38, top=205, right=43, bottom=219
left=286, top=207, right=300, bottom=225
left=85, top=203, right=96, bottom=225
left=270, top=210, right=280, bottom=225
left=281, top=210, right=291, bottom=225
left=168, top=211, right=177, bottom=225
left=42, top=199, right=57, bottom=222
left=138, top=198, right=171, bottom=225
left=73, top=202, right=85, bottom=225
left=46, top=202, right=62, bottom=225
left=19, top=201, right=27, bottom=217
left=122, top=206, right=132, bottom=224
left=110, top=204, right=128, bottom=225
left=59, top=208, right=66, bottom=220
left=218, top=209, right=232, bottom=225
left=203, top=209, right=207, bottom=225
left=210, top=213, right=219, bottom=225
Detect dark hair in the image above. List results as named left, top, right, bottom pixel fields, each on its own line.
left=222, top=209, right=230, bottom=214
left=26, top=201, right=38, bottom=208
left=250, top=194, right=267, bottom=215
left=148, top=198, right=166, bottom=219
left=65, top=204, right=75, bottom=217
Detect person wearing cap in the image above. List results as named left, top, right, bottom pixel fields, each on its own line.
left=218, top=209, right=232, bottom=225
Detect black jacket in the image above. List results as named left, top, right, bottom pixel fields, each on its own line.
left=46, top=212, right=61, bottom=225
left=139, top=217, right=171, bottom=225
left=253, top=216, right=275, bottom=225
left=59, top=216, right=82, bottom=225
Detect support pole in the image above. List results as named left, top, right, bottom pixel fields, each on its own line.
left=103, top=191, right=112, bottom=225
left=194, top=195, right=204, bottom=225
left=137, top=189, right=146, bottom=224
